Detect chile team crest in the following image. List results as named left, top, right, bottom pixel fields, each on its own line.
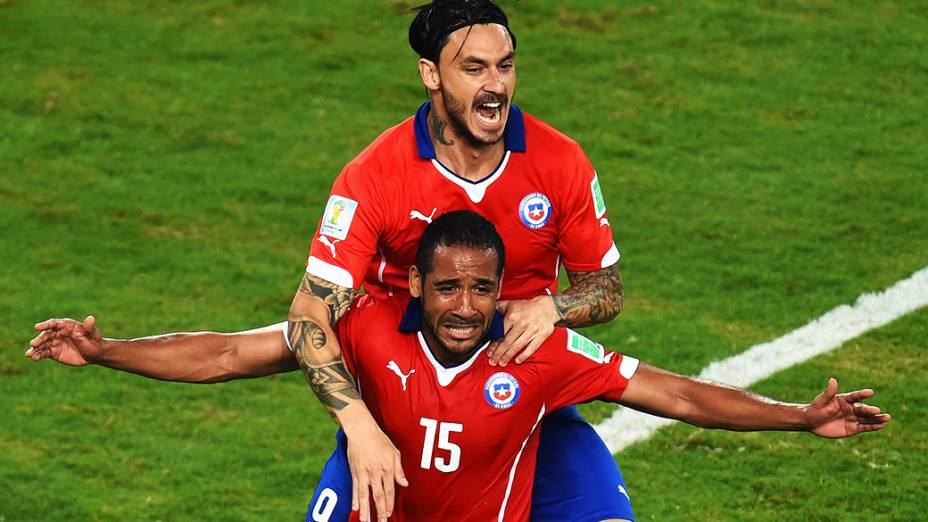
left=484, top=372, right=520, bottom=409
left=519, top=193, right=552, bottom=230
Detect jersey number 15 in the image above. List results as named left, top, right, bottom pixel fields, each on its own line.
left=419, top=417, right=462, bottom=473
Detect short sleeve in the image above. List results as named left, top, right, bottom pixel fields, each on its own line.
left=538, top=328, right=639, bottom=411
left=306, top=162, right=386, bottom=289
left=555, top=144, right=621, bottom=272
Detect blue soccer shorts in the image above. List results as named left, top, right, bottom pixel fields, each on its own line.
left=305, top=405, right=633, bottom=521
left=531, top=406, right=634, bottom=521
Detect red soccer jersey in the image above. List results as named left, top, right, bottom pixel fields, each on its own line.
left=306, top=103, right=620, bottom=300
left=337, top=295, right=639, bottom=522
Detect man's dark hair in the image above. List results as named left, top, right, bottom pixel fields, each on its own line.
left=408, top=0, right=517, bottom=63
left=415, top=210, right=506, bottom=277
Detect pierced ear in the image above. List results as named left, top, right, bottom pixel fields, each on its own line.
left=409, top=265, right=423, bottom=298
left=418, top=58, right=441, bottom=91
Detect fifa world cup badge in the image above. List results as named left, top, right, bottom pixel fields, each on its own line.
left=320, top=195, right=359, bottom=240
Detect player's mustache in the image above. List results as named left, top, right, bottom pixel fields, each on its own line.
left=474, top=93, right=507, bottom=107
left=442, top=319, right=483, bottom=327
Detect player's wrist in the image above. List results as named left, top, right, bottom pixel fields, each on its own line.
left=799, top=404, right=816, bottom=432
left=94, top=338, right=119, bottom=366
left=336, top=402, right=380, bottom=437
left=765, top=402, right=814, bottom=432
left=541, top=294, right=566, bottom=326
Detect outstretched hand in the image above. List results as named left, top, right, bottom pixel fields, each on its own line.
left=27, top=316, right=104, bottom=366
left=806, top=378, right=890, bottom=438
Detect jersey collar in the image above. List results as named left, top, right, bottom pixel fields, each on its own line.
left=413, top=101, right=526, bottom=160
left=398, top=297, right=505, bottom=343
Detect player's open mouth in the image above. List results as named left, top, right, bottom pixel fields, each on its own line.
left=475, top=102, right=503, bottom=127
left=443, top=323, right=481, bottom=341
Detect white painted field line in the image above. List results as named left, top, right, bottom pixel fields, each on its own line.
left=594, top=266, right=928, bottom=454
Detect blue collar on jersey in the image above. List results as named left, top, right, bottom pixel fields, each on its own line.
left=413, top=101, right=526, bottom=160
left=398, top=297, right=506, bottom=342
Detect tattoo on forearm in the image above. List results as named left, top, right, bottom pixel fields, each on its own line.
left=289, top=273, right=359, bottom=412
left=552, top=265, right=624, bottom=327
left=288, top=320, right=358, bottom=412
left=298, top=273, right=356, bottom=324
left=303, top=360, right=361, bottom=411
left=288, top=319, right=327, bottom=352
left=430, top=109, right=455, bottom=146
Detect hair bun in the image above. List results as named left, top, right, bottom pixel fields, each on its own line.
left=408, top=0, right=516, bottom=62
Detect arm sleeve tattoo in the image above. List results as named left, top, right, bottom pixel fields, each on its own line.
left=552, top=264, right=625, bottom=328
left=296, top=274, right=354, bottom=325
left=288, top=273, right=359, bottom=414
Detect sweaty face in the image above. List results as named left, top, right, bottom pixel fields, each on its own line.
left=410, top=245, right=501, bottom=365
left=437, top=23, right=516, bottom=147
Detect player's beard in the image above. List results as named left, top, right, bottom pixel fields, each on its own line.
left=419, top=296, right=487, bottom=363
left=441, top=88, right=507, bottom=149
left=422, top=317, right=484, bottom=360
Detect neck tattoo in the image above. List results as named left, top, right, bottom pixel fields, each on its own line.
left=430, top=109, right=455, bottom=146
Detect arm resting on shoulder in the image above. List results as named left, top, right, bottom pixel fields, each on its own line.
left=553, top=263, right=624, bottom=328
left=489, top=264, right=624, bottom=365
left=287, top=273, right=408, bottom=521
left=286, top=273, right=366, bottom=424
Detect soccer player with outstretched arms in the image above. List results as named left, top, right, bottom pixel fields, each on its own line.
left=30, top=211, right=889, bottom=522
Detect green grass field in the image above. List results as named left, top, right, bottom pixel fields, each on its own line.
left=2, top=0, right=926, bottom=520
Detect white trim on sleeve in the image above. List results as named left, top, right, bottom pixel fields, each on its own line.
left=600, top=242, right=621, bottom=268
left=276, top=322, right=293, bottom=352
left=306, top=256, right=355, bottom=289
left=619, top=355, right=640, bottom=380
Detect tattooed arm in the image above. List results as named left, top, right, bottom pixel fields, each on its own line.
left=488, top=264, right=624, bottom=366
left=553, top=264, right=625, bottom=327
left=287, top=273, right=407, bottom=521
left=287, top=273, right=359, bottom=415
